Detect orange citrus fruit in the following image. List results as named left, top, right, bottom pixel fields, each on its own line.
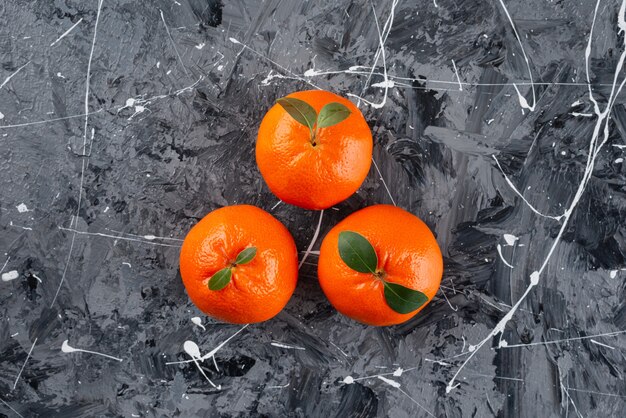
left=318, top=205, right=443, bottom=326
left=256, top=90, right=373, bottom=210
left=179, top=205, right=298, bottom=324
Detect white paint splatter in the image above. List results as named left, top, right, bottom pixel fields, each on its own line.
left=503, top=234, right=519, bottom=246
left=191, top=316, right=206, bottom=331
left=122, top=262, right=131, bottom=267
left=343, top=376, right=354, bottom=384
left=16, top=203, right=30, bottom=213
left=195, top=43, right=205, bottom=50
left=0, top=111, right=4, bottom=120
left=609, top=270, right=618, bottom=279
left=2, top=270, right=19, bottom=282
left=61, top=339, right=123, bottom=362
left=615, top=157, right=624, bottom=163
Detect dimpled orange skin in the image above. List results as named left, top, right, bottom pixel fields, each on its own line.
left=318, top=205, right=444, bottom=326
left=179, top=205, right=298, bottom=324
left=256, top=90, right=373, bottom=210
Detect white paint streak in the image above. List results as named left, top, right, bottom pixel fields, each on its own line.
left=62, top=339, right=123, bottom=362
left=271, top=341, right=306, bottom=350
left=497, top=0, right=536, bottom=112
left=496, top=244, right=514, bottom=268
left=0, top=61, right=30, bottom=92
left=13, top=338, right=37, bottom=389
left=498, top=330, right=626, bottom=349
left=57, top=225, right=181, bottom=247
left=590, top=339, right=615, bottom=349
left=451, top=59, right=462, bottom=91
left=299, top=210, right=324, bottom=269
left=52, top=0, right=104, bottom=308
left=50, top=18, right=84, bottom=47
left=159, top=9, right=190, bottom=77
left=166, top=325, right=249, bottom=365
left=377, top=375, right=401, bottom=388
left=371, top=157, right=397, bottom=206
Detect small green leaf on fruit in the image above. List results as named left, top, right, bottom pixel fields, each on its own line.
left=208, top=267, right=232, bottom=291
left=338, top=231, right=378, bottom=274
left=276, top=97, right=317, bottom=132
left=235, top=247, right=257, bottom=265
left=317, top=102, right=351, bottom=128
left=383, top=282, right=428, bottom=314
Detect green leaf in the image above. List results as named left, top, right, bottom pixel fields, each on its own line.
left=383, top=282, right=428, bottom=314
left=276, top=97, right=317, bottom=132
left=338, top=231, right=378, bottom=274
left=235, top=247, right=257, bottom=265
left=317, top=102, right=351, bottom=128
left=208, top=267, right=232, bottom=291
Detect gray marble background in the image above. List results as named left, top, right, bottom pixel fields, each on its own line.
left=1, top=0, right=625, bottom=417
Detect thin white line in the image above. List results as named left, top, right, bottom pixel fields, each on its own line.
left=0, top=256, right=10, bottom=274
left=371, top=157, right=397, bottom=206
left=0, top=111, right=103, bottom=129
left=52, top=0, right=104, bottom=308
left=159, top=9, right=190, bottom=77
left=0, top=398, right=25, bottom=418
left=451, top=59, right=462, bottom=91
left=50, top=18, right=84, bottom=47
left=499, top=330, right=626, bottom=349
left=396, top=388, right=436, bottom=417
left=0, top=61, right=30, bottom=92
left=299, top=210, right=324, bottom=269
left=492, top=155, right=563, bottom=221
left=13, top=338, right=37, bottom=390
left=58, top=226, right=182, bottom=247
left=496, top=244, right=514, bottom=268
left=590, top=339, right=615, bottom=349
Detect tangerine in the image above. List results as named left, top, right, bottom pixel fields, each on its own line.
left=317, top=205, right=443, bottom=326
left=256, top=90, right=373, bottom=210
left=179, top=205, right=298, bottom=324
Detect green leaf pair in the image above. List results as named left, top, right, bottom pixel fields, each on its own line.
left=208, top=247, right=257, bottom=291
left=337, top=231, right=429, bottom=314
left=276, top=97, right=351, bottom=144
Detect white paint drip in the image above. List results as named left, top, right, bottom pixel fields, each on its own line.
left=183, top=340, right=220, bottom=389
left=50, top=18, right=84, bottom=47
left=299, top=210, right=324, bottom=269
left=610, top=270, right=618, bottom=279
left=270, top=341, right=306, bottom=350
left=0, top=61, right=30, bottom=92
left=570, top=112, right=593, bottom=117
left=503, top=234, right=519, bottom=246
left=377, top=376, right=401, bottom=388
left=0, top=111, right=4, bottom=120
left=195, top=43, right=206, bottom=50
left=451, top=59, right=463, bottom=91
left=496, top=244, right=514, bottom=268
left=61, top=339, right=123, bottom=362
left=571, top=99, right=584, bottom=107
left=615, top=157, right=624, bottom=163
left=166, top=324, right=249, bottom=365
left=191, top=317, right=206, bottom=331
left=497, top=0, right=536, bottom=112
left=343, top=376, right=355, bottom=384
left=122, top=262, right=132, bottom=267
left=2, top=270, right=19, bottom=282
left=16, top=203, right=30, bottom=213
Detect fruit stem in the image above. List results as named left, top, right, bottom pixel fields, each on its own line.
left=373, top=269, right=387, bottom=281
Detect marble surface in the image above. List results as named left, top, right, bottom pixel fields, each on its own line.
left=1, top=0, right=626, bottom=417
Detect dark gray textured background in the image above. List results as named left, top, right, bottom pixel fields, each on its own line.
left=1, top=0, right=625, bottom=417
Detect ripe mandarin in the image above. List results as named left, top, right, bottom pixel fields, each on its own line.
left=318, top=205, right=443, bottom=326
left=179, top=205, right=298, bottom=324
left=256, top=90, right=373, bottom=210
